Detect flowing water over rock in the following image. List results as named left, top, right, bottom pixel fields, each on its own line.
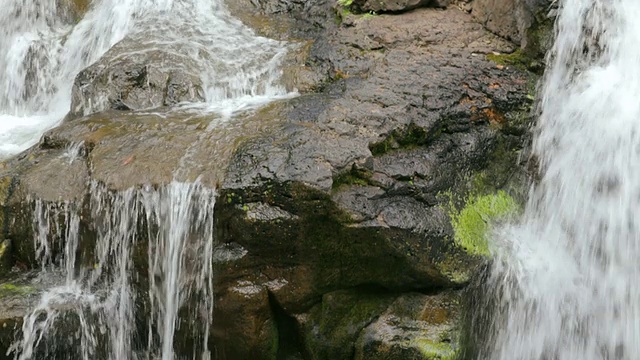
left=12, top=183, right=216, bottom=360
left=481, top=0, right=640, bottom=358
left=1, top=0, right=294, bottom=359
left=0, top=0, right=291, bottom=158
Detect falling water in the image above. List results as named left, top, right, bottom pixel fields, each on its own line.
left=0, top=0, right=291, bottom=158
left=12, top=181, right=217, bottom=360
left=481, top=0, right=640, bottom=359
left=3, top=0, right=292, bottom=358
left=143, top=182, right=216, bottom=360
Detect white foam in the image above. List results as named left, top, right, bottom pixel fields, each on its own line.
left=485, top=1, right=640, bottom=359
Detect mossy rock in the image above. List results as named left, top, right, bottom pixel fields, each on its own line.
left=486, top=50, right=543, bottom=74
left=0, top=283, right=36, bottom=299
left=355, top=292, right=462, bottom=360
left=301, top=290, right=396, bottom=360
left=522, top=4, right=556, bottom=63
left=448, top=191, right=519, bottom=257
left=0, top=176, right=13, bottom=242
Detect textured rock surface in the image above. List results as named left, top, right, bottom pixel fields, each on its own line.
left=69, top=44, right=205, bottom=118
left=299, top=290, right=395, bottom=359
left=0, top=1, right=539, bottom=359
left=0, top=276, right=47, bottom=360
left=471, top=0, right=556, bottom=58
left=355, top=292, right=462, bottom=360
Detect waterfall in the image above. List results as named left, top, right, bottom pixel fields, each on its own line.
left=12, top=182, right=217, bottom=360
left=2, top=0, right=293, bottom=359
left=481, top=0, right=640, bottom=359
left=0, top=0, right=291, bottom=158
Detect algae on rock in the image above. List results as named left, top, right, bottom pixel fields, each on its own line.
left=449, top=191, right=518, bottom=256
left=355, top=292, right=462, bottom=360
left=301, top=290, right=395, bottom=360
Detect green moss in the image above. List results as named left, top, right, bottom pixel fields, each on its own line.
left=0, top=176, right=10, bottom=206
left=370, top=133, right=396, bottom=155
left=486, top=49, right=540, bottom=73
left=0, top=240, right=9, bottom=274
left=0, top=283, right=36, bottom=299
left=336, top=0, right=379, bottom=23
left=449, top=191, right=518, bottom=257
left=522, top=15, right=554, bottom=73
left=412, top=338, right=458, bottom=359
left=306, top=291, right=395, bottom=359
left=343, top=7, right=353, bottom=16
left=332, top=168, right=371, bottom=189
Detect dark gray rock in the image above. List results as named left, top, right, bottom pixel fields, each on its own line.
left=299, top=290, right=396, bottom=360
left=69, top=44, right=205, bottom=118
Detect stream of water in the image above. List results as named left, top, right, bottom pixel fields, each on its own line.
left=12, top=183, right=216, bottom=360
left=481, top=0, right=640, bottom=359
left=1, top=0, right=292, bottom=359
left=0, top=0, right=290, bottom=158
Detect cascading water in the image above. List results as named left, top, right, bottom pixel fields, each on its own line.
left=2, top=0, right=293, bottom=359
left=13, top=181, right=217, bottom=360
left=479, top=0, right=640, bottom=359
left=0, top=0, right=291, bottom=158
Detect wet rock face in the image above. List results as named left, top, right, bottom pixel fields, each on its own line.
left=0, top=278, right=44, bottom=360
left=355, top=292, right=462, bottom=359
left=471, top=0, right=520, bottom=42
left=471, top=0, right=556, bottom=57
left=0, top=1, right=537, bottom=359
left=209, top=4, right=534, bottom=358
left=69, top=43, right=205, bottom=118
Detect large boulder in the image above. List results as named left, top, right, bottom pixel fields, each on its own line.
left=0, top=1, right=537, bottom=359
left=69, top=45, right=206, bottom=118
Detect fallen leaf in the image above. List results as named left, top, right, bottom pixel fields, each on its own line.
left=123, top=155, right=135, bottom=165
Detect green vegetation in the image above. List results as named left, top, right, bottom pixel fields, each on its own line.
left=332, top=168, right=371, bottom=189
left=487, top=50, right=532, bottom=71
left=307, top=291, right=395, bottom=359
left=362, top=12, right=377, bottom=19
left=335, top=0, right=378, bottom=22
left=0, top=283, right=36, bottom=298
left=412, top=338, right=459, bottom=360
left=449, top=191, right=518, bottom=257
left=486, top=49, right=543, bottom=74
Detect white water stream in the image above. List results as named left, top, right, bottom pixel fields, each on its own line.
left=0, top=0, right=291, bottom=158
left=483, top=0, right=640, bottom=359
left=12, top=183, right=216, bottom=360
left=1, top=0, right=292, bottom=359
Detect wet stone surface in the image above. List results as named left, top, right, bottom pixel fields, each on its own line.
left=0, top=1, right=538, bottom=359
